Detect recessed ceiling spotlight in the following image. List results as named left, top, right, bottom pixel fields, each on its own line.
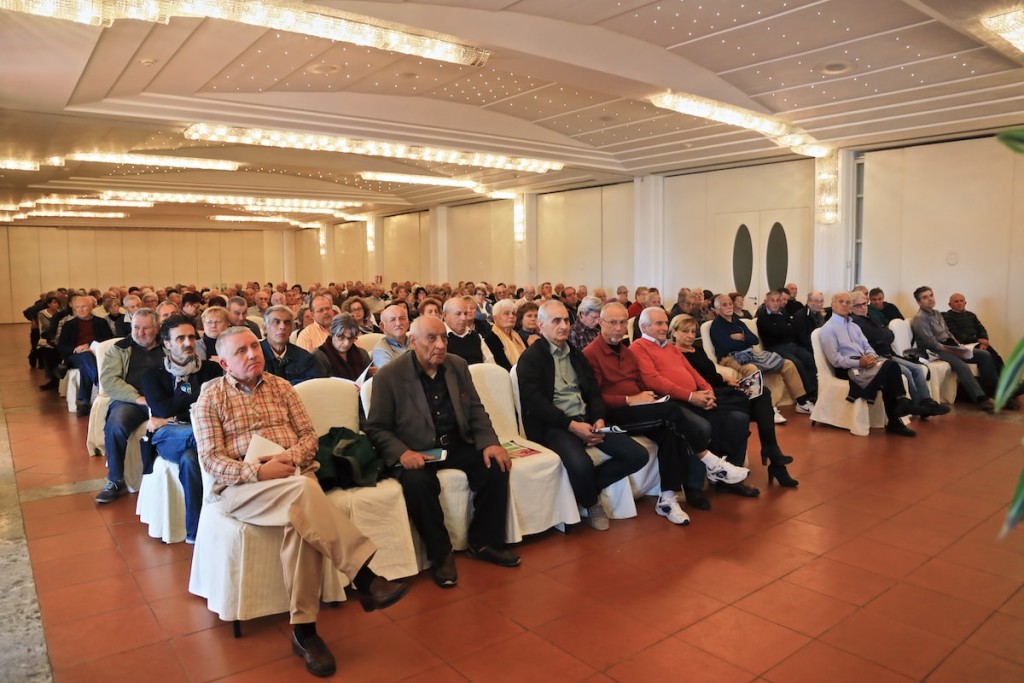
left=815, top=60, right=854, bottom=76
left=138, top=58, right=158, bottom=67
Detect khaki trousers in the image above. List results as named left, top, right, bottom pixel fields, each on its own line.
left=719, top=357, right=806, bottom=402
left=218, top=473, right=377, bottom=624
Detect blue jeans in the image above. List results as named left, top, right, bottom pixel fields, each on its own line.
left=542, top=427, right=647, bottom=509
left=151, top=423, right=202, bottom=541
left=67, top=351, right=98, bottom=403
left=890, top=356, right=930, bottom=404
left=103, top=401, right=148, bottom=484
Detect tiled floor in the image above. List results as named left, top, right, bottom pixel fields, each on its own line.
left=4, top=323, right=1024, bottom=682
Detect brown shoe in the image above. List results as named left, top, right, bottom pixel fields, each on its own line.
left=431, top=553, right=457, bottom=588
left=291, top=633, right=336, bottom=678
left=357, top=576, right=409, bottom=613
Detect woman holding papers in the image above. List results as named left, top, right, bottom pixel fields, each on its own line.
left=670, top=315, right=799, bottom=488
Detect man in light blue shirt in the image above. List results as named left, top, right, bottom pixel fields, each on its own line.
left=819, top=292, right=916, bottom=437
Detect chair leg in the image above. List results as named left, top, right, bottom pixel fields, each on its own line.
left=232, top=620, right=242, bottom=638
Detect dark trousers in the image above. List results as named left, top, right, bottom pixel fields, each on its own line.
left=67, top=351, right=99, bottom=403
left=542, top=427, right=647, bottom=509
left=397, top=442, right=509, bottom=563
left=872, top=361, right=910, bottom=419
left=771, top=341, right=817, bottom=397
left=679, top=402, right=750, bottom=467
left=103, top=401, right=148, bottom=484
left=935, top=347, right=999, bottom=401
left=608, top=402, right=704, bottom=491
left=750, top=389, right=781, bottom=457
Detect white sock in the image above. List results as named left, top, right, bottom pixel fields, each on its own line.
left=659, top=490, right=678, bottom=502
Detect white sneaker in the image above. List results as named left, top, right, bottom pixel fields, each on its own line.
left=586, top=503, right=610, bottom=531
left=701, top=453, right=749, bottom=484
left=773, top=407, right=787, bottom=424
left=795, top=400, right=814, bottom=415
left=656, top=493, right=690, bottom=525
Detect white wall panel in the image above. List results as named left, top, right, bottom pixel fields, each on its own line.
left=862, top=137, right=1020, bottom=352
left=0, top=227, right=12, bottom=322
left=9, top=227, right=42, bottom=322
left=447, top=200, right=514, bottom=285
left=664, top=173, right=707, bottom=294
left=95, top=230, right=124, bottom=289
left=333, top=223, right=366, bottom=283
left=294, top=229, right=322, bottom=285
left=67, top=230, right=98, bottom=291
left=172, top=231, right=199, bottom=286
left=381, top=212, right=425, bottom=284
left=537, top=187, right=603, bottom=288
left=220, top=231, right=247, bottom=286
left=195, top=233, right=221, bottom=287
left=147, top=232, right=175, bottom=286
left=38, top=228, right=70, bottom=292
left=599, top=183, right=634, bottom=293
left=265, top=231, right=288, bottom=285
left=122, top=231, right=149, bottom=285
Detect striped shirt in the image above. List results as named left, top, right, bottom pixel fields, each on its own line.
left=193, top=372, right=318, bottom=493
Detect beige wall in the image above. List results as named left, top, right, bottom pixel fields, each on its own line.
left=0, top=226, right=287, bottom=322
left=447, top=200, right=515, bottom=285
left=663, top=160, right=815, bottom=301
left=536, top=183, right=635, bottom=292
left=380, top=212, right=430, bottom=284
left=862, top=137, right=1024, bottom=353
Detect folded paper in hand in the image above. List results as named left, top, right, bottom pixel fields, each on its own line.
left=245, top=434, right=300, bottom=475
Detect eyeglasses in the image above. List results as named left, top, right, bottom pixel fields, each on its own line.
left=852, top=302, right=868, bottom=308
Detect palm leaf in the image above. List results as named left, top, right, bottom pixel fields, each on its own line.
left=998, top=128, right=1024, bottom=154
left=994, top=335, right=1024, bottom=410
left=1000, top=468, right=1024, bottom=539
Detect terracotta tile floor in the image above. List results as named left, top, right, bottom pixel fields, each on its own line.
left=4, top=324, right=1024, bottom=681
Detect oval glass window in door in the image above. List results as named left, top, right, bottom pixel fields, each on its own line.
left=765, top=221, right=788, bottom=290
left=732, top=224, right=753, bottom=295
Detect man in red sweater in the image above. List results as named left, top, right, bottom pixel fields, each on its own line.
left=631, top=308, right=758, bottom=497
left=583, top=303, right=744, bottom=519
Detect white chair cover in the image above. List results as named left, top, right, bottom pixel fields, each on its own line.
left=86, top=337, right=122, bottom=456
left=809, top=328, right=888, bottom=436
left=740, top=317, right=792, bottom=406
left=294, top=377, right=418, bottom=581
left=63, top=370, right=80, bottom=413
left=888, top=319, right=957, bottom=403
left=509, top=365, right=638, bottom=520
left=469, top=364, right=581, bottom=541
left=136, top=457, right=186, bottom=543
left=355, top=332, right=384, bottom=356
left=245, top=315, right=265, bottom=336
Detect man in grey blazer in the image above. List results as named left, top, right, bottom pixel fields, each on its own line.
left=365, top=316, right=519, bottom=589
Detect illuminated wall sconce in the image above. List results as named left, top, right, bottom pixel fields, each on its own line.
left=513, top=195, right=525, bottom=243
left=815, top=151, right=839, bottom=224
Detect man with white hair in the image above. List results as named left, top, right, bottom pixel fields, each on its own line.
left=372, top=304, right=412, bottom=369
left=792, top=290, right=826, bottom=354
left=516, top=300, right=648, bottom=531
left=115, top=294, right=141, bottom=337
left=442, top=296, right=494, bottom=365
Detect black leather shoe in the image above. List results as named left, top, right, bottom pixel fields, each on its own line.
left=291, top=633, right=336, bottom=678
left=38, top=379, right=58, bottom=392
left=431, top=553, right=458, bottom=588
left=714, top=481, right=760, bottom=497
left=885, top=421, right=916, bottom=437
left=358, top=576, right=410, bottom=613
left=893, top=397, right=914, bottom=418
left=683, top=487, right=711, bottom=510
left=468, top=545, right=521, bottom=567
left=923, top=399, right=951, bottom=416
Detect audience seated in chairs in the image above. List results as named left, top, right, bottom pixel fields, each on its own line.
left=443, top=296, right=494, bottom=365
left=567, top=295, right=603, bottom=353
left=200, top=306, right=229, bottom=361
left=313, top=313, right=371, bottom=382
left=483, top=298, right=526, bottom=370
left=141, top=315, right=222, bottom=543
left=295, top=295, right=334, bottom=352
left=364, top=316, right=519, bottom=589
left=756, top=288, right=819, bottom=404
left=342, top=295, right=380, bottom=335
left=820, top=292, right=917, bottom=437
left=57, top=294, right=114, bottom=415
left=371, top=305, right=412, bottom=369
left=192, top=327, right=409, bottom=677
left=96, top=308, right=165, bottom=503
left=261, top=305, right=322, bottom=385
left=515, top=301, right=541, bottom=348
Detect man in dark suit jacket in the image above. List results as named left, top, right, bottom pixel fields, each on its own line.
left=365, top=316, right=518, bottom=589
left=57, top=294, right=114, bottom=415
left=516, top=301, right=647, bottom=532
left=259, top=306, right=321, bottom=384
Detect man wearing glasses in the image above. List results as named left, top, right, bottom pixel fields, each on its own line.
left=261, top=305, right=321, bottom=385
left=141, top=315, right=223, bottom=542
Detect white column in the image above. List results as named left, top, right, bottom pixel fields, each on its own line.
left=513, top=193, right=538, bottom=288
left=429, top=205, right=448, bottom=283
left=633, top=175, right=665, bottom=292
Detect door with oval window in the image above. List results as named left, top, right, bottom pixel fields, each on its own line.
left=713, top=208, right=811, bottom=311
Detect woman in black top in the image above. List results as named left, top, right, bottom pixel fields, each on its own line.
left=670, top=314, right=798, bottom=487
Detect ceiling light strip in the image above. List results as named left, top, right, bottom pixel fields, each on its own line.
left=0, top=0, right=489, bottom=66
left=67, top=152, right=239, bottom=170
left=24, top=210, right=128, bottom=218
left=184, top=124, right=563, bottom=173
left=101, top=191, right=361, bottom=209
left=0, top=159, right=41, bottom=171
left=359, top=172, right=478, bottom=188
left=33, top=196, right=155, bottom=207
left=983, top=9, right=1024, bottom=52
